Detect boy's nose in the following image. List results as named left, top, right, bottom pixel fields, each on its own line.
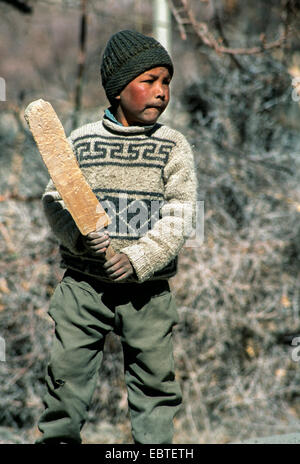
left=154, top=82, right=167, bottom=100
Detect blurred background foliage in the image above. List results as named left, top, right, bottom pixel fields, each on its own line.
left=1, top=0, right=300, bottom=444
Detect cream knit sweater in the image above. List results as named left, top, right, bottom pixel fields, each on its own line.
left=42, top=114, right=197, bottom=283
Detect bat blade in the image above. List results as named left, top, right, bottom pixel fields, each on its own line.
left=24, top=99, right=110, bottom=236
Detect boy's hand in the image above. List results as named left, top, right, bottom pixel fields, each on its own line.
left=82, top=230, right=110, bottom=255
left=103, top=253, right=135, bottom=282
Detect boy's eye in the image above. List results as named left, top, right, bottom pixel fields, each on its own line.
left=142, top=79, right=170, bottom=85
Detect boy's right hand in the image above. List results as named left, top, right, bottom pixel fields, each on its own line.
left=82, top=230, right=110, bottom=255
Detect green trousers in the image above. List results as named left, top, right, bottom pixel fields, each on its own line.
left=37, top=269, right=182, bottom=444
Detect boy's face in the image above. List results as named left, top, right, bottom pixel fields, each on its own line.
left=115, top=66, right=171, bottom=126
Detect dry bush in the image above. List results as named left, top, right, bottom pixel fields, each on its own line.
left=169, top=55, right=300, bottom=443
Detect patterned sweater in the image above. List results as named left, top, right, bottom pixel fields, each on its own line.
left=42, top=113, right=197, bottom=283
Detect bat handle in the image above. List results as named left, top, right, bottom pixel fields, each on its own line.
left=105, top=244, right=115, bottom=261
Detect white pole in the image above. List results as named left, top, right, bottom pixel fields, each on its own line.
left=153, top=0, right=172, bottom=55
left=153, top=0, right=172, bottom=120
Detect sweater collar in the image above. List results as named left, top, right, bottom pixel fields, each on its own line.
left=104, top=107, right=123, bottom=126
left=103, top=108, right=159, bottom=135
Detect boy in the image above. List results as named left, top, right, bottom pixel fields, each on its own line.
left=37, top=30, right=197, bottom=444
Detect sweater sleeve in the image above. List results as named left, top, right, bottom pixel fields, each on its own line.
left=41, top=137, right=85, bottom=255
left=120, top=133, right=198, bottom=283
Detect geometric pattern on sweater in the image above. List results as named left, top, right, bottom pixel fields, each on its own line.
left=72, top=134, right=175, bottom=170
left=71, top=132, right=176, bottom=241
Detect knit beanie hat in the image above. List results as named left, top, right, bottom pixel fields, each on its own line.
left=101, top=30, right=174, bottom=104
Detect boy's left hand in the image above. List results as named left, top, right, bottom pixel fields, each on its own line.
left=103, top=253, right=135, bottom=282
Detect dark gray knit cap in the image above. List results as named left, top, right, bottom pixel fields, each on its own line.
left=101, top=30, right=174, bottom=104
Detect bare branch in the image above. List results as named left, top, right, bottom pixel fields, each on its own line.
left=168, top=0, right=187, bottom=40
left=170, top=0, right=290, bottom=56
left=210, top=0, right=244, bottom=70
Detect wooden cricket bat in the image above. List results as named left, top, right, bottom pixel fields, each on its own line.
left=24, top=99, right=115, bottom=260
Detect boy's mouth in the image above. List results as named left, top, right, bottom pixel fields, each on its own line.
left=145, top=105, right=164, bottom=112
